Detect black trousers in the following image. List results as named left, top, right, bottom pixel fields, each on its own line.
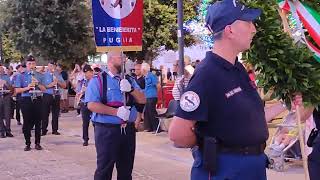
left=20, top=97, right=42, bottom=145
left=15, top=94, right=21, bottom=122
left=10, top=97, right=14, bottom=119
left=308, top=135, right=320, bottom=180
left=94, top=122, right=136, bottom=180
left=80, top=104, right=92, bottom=142
left=0, top=95, right=12, bottom=133
left=42, top=93, right=60, bottom=133
left=144, top=98, right=159, bottom=131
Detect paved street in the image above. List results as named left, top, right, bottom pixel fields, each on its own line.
left=0, top=111, right=307, bottom=180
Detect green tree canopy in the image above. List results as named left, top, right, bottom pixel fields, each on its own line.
left=0, top=0, right=23, bottom=65
left=1, top=33, right=23, bottom=64
left=127, top=0, right=200, bottom=62
left=2, top=0, right=94, bottom=64
left=242, top=0, right=320, bottom=107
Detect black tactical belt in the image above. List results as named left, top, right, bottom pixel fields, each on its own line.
left=94, top=122, right=134, bottom=128
left=21, top=96, right=42, bottom=99
left=44, top=93, right=60, bottom=97
left=219, top=143, right=266, bottom=155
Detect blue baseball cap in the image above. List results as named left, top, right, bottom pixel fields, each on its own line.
left=205, top=0, right=261, bottom=34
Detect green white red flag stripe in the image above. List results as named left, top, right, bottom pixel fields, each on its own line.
left=295, top=1, right=320, bottom=46
left=277, top=0, right=290, bottom=11
left=277, top=0, right=320, bottom=62
left=306, top=40, right=320, bottom=62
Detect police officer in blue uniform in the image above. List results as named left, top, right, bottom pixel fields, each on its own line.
left=85, top=51, right=146, bottom=180
left=0, top=64, right=14, bottom=138
left=41, top=61, right=66, bottom=136
left=77, top=64, right=94, bottom=146
left=168, top=0, right=302, bottom=179
left=308, top=109, right=320, bottom=180
left=12, top=64, right=25, bottom=125
left=15, top=56, right=46, bottom=151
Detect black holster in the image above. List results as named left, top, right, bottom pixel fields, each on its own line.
left=202, top=137, right=218, bottom=175
left=307, top=128, right=319, bottom=147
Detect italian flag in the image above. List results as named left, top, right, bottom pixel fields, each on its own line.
left=306, top=40, right=320, bottom=62
left=277, top=0, right=320, bottom=61
left=277, top=0, right=291, bottom=11
left=295, top=1, right=320, bottom=46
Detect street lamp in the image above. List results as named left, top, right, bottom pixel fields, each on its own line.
left=177, top=0, right=185, bottom=78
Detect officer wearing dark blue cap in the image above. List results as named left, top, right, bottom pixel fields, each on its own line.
left=77, top=64, right=94, bottom=146
left=12, top=64, right=25, bottom=125
left=168, top=0, right=301, bottom=179
left=15, top=55, right=46, bottom=151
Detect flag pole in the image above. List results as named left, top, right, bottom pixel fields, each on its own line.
left=177, top=0, right=185, bottom=78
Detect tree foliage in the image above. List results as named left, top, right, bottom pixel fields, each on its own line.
left=1, top=33, right=23, bottom=64
left=2, top=0, right=94, bottom=64
left=241, top=0, right=320, bottom=107
left=126, top=0, right=200, bottom=62
left=1, top=1, right=22, bottom=64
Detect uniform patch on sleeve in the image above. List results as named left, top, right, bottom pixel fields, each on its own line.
left=180, top=91, right=200, bottom=112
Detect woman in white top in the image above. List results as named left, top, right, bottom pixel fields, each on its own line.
left=172, top=65, right=194, bottom=101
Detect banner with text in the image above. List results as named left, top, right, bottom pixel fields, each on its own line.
left=92, top=0, right=143, bottom=52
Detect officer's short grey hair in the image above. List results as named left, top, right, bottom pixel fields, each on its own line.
left=141, top=63, right=150, bottom=72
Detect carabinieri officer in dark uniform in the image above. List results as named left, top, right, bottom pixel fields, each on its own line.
left=77, top=64, right=94, bottom=146
left=42, top=61, right=66, bottom=136
left=85, top=51, right=146, bottom=180
left=15, top=56, right=46, bottom=151
left=169, top=0, right=303, bottom=179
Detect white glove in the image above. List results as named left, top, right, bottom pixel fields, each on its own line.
left=116, top=106, right=131, bottom=121
left=120, top=79, right=132, bottom=92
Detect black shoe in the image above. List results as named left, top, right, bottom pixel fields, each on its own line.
left=24, top=145, right=31, bottom=151
left=52, top=131, right=61, bottom=135
left=6, top=132, right=14, bottom=137
left=35, top=144, right=43, bottom=150
left=0, top=133, right=5, bottom=138
left=17, top=121, right=22, bottom=125
left=83, top=141, right=88, bottom=146
left=41, top=131, right=47, bottom=136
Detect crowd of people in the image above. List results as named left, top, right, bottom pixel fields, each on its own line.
left=0, top=40, right=318, bottom=180
left=0, top=53, right=201, bottom=143
left=1, top=1, right=319, bottom=179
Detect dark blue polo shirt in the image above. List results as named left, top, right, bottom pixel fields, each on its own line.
left=176, top=51, right=268, bottom=146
